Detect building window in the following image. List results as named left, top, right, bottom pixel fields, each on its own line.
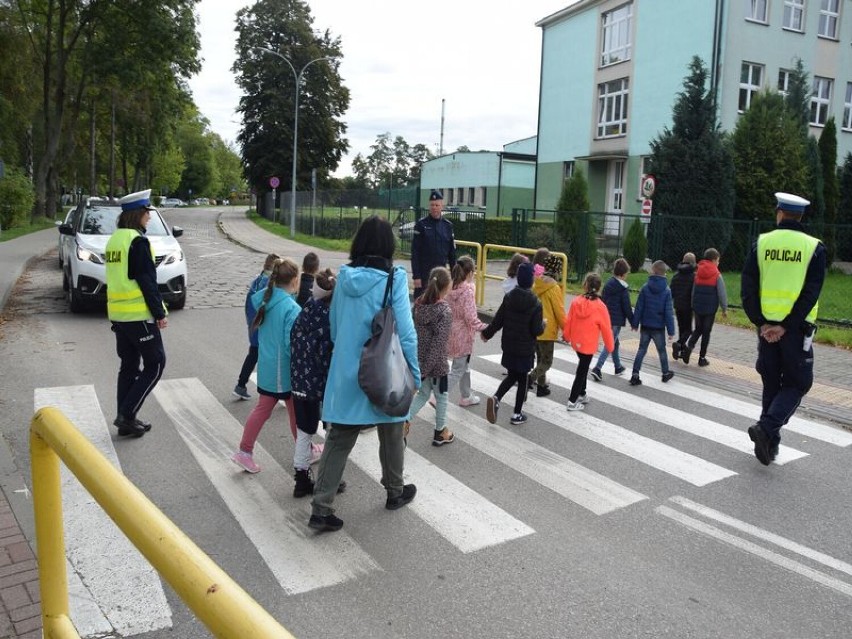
left=563, top=161, right=575, bottom=181
left=468, top=187, right=475, bottom=204
left=458, top=188, right=465, bottom=205
left=480, top=187, right=487, bottom=207
left=597, top=78, right=629, bottom=138
left=600, top=3, right=633, bottom=67
left=778, top=69, right=792, bottom=96
left=739, top=62, right=763, bottom=112
left=818, top=0, right=840, bottom=38
left=783, top=0, right=805, bottom=31
left=844, top=83, right=852, bottom=131
left=746, top=0, right=768, bottom=22
left=810, top=76, right=833, bottom=126
left=447, top=188, right=454, bottom=204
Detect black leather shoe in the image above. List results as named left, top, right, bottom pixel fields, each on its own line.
left=681, top=346, right=692, bottom=365
left=134, top=418, right=153, bottom=432
left=308, top=513, right=344, bottom=532
left=536, top=385, right=551, bottom=397
left=386, top=484, right=417, bottom=510
left=114, top=415, right=147, bottom=438
left=748, top=425, right=772, bottom=466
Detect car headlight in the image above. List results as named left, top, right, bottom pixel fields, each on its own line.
left=161, top=250, right=184, bottom=266
left=76, top=245, right=104, bottom=264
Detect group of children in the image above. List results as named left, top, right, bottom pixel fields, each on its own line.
left=228, top=245, right=728, bottom=494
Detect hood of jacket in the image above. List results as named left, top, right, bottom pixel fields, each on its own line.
left=676, top=261, right=696, bottom=275
left=505, top=286, right=538, bottom=312
left=569, top=294, right=599, bottom=320
left=646, top=274, right=669, bottom=294
left=337, top=263, right=392, bottom=299
left=695, top=259, right=719, bottom=284
left=533, top=276, right=560, bottom=296
left=415, top=299, right=450, bottom=326
left=251, top=285, right=293, bottom=313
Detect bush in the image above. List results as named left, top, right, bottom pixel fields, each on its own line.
left=624, top=218, right=648, bottom=272
left=0, top=167, right=35, bottom=230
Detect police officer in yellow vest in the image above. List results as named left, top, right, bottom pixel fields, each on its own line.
left=105, top=189, right=168, bottom=438
left=741, top=192, right=826, bottom=465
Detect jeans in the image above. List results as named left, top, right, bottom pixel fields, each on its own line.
left=409, top=376, right=449, bottom=431
left=447, top=355, right=473, bottom=399
left=594, top=325, right=622, bottom=371
left=632, top=328, right=670, bottom=376
left=237, top=345, right=258, bottom=387
left=686, top=313, right=716, bottom=358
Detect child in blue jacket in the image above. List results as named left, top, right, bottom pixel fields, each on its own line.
left=591, top=257, right=634, bottom=382
left=629, top=260, right=675, bottom=386
left=233, top=253, right=279, bottom=400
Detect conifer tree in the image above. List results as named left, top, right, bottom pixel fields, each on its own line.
left=818, top=117, right=839, bottom=262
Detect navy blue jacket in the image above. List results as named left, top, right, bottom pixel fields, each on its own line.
left=631, top=275, right=675, bottom=335
left=290, top=297, right=332, bottom=401
left=127, top=235, right=166, bottom=320
left=410, top=214, right=456, bottom=282
left=601, top=276, right=633, bottom=327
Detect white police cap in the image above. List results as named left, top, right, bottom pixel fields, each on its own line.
left=774, top=192, right=809, bottom=214
left=119, top=189, right=153, bottom=212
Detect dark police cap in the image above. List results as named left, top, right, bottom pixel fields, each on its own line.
left=429, top=189, right=443, bottom=201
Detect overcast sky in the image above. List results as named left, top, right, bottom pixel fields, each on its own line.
left=188, top=0, right=573, bottom=176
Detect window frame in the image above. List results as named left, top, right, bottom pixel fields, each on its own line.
left=810, top=76, right=833, bottom=126
left=600, top=2, right=633, bottom=67
left=596, top=78, right=630, bottom=138
left=818, top=0, right=840, bottom=39
left=738, top=62, right=764, bottom=112
left=778, top=69, right=792, bottom=96
left=843, top=82, right=852, bottom=131
left=745, top=0, right=769, bottom=23
left=783, top=0, right=805, bottom=32
left=563, top=161, right=575, bottom=181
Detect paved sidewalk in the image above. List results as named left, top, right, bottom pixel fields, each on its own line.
left=218, top=208, right=852, bottom=428
left=0, top=230, right=57, bottom=638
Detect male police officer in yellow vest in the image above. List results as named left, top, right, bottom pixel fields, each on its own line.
left=105, top=189, right=168, bottom=438
left=741, top=192, right=826, bottom=465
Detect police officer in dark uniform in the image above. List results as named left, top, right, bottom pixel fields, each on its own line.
left=741, top=192, right=826, bottom=465
left=411, top=189, right=456, bottom=298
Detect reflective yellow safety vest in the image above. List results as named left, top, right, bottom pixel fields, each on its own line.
left=757, top=229, right=820, bottom=323
left=105, top=229, right=160, bottom=321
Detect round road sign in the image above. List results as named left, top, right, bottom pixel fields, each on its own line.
left=641, top=198, right=653, bottom=216
left=269, top=176, right=280, bottom=189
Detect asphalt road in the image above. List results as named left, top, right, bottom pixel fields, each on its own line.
left=2, top=208, right=852, bottom=638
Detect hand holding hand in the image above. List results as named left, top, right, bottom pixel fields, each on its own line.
left=157, top=318, right=168, bottom=329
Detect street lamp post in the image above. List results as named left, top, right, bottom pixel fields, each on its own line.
left=254, top=46, right=332, bottom=238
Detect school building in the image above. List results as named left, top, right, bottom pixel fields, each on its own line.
left=534, top=0, right=852, bottom=221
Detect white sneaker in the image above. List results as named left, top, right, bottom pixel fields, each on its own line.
left=459, top=395, right=481, bottom=407
left=578, top=394, right=589, bottom=405
left=566, top=400, right=585, bottom=412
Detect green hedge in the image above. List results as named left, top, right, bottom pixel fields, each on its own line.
left=0, top=167, right=35, bottom=230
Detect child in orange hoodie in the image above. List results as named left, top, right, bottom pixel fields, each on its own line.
left=563, top=273, right=615, bottom=411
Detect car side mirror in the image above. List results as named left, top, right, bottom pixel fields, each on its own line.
left=58, top=224, right=75, bottom=236
left=172, top=226, right=183, bottom=238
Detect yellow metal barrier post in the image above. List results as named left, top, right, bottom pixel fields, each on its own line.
left=31, top=407, right=295, bottom=639
left=454, top=240, right=483, bottom=304
left=480, top=245, right=569, bottom=307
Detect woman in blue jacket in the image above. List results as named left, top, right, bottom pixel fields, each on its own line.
left=309, top=216, right=421, bottom=532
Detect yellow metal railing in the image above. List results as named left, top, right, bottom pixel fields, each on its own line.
left=31, top=407, right=295, bottom=639
left=478, top=244, right=568, bottom=307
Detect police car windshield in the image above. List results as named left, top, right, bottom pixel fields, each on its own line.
left=80, top=206, right=169, bottom=236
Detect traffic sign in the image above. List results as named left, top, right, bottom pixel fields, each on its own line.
left=269, top=176, right=280, bottom=189
left=641, top=174, right=656, bottom=199
left=641, top=198, right=653, bottom=216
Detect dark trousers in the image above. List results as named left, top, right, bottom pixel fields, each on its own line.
left=495, top=369, right=529, bottom=415
left=237, top=345, right=258, bottom=387
left=755, top=328, right=813, bottom=445
left=292, top=397, right=321, bottom=435
left=675, top=308, right=693, bottom=346
left=686, top=313, right=716, bottom=358
left=570, top=353, right=593, bottom=402
left=112, top=320, right=166, bottom=419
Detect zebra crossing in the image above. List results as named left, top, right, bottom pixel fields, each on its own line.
left=33, top=346, right=852, bottom=636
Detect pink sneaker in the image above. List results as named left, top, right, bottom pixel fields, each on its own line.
left=231, top=450, right=260, bottom=473
left=310, top=442, right=324, bottom=465
left=459, top=395, right=481, bottom=407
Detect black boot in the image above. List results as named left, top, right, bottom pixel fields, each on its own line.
left=293, top=468, right=315, bottom=498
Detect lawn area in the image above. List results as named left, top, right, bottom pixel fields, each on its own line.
left=564, top=269, right=852, bottom=349
left=0, top=218, right=57, bottom=241
left=248, top=211, right=352, bottom=253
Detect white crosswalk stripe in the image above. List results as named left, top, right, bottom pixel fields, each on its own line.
left=467, top=370, right=736, bottom=487
left=154, top=378, right=380, bottom=594
left=552, top=349, right=852, bottom=447
left=480, top=353, right=808, bottom=464
left=34, top=386, right=172, bottom=638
